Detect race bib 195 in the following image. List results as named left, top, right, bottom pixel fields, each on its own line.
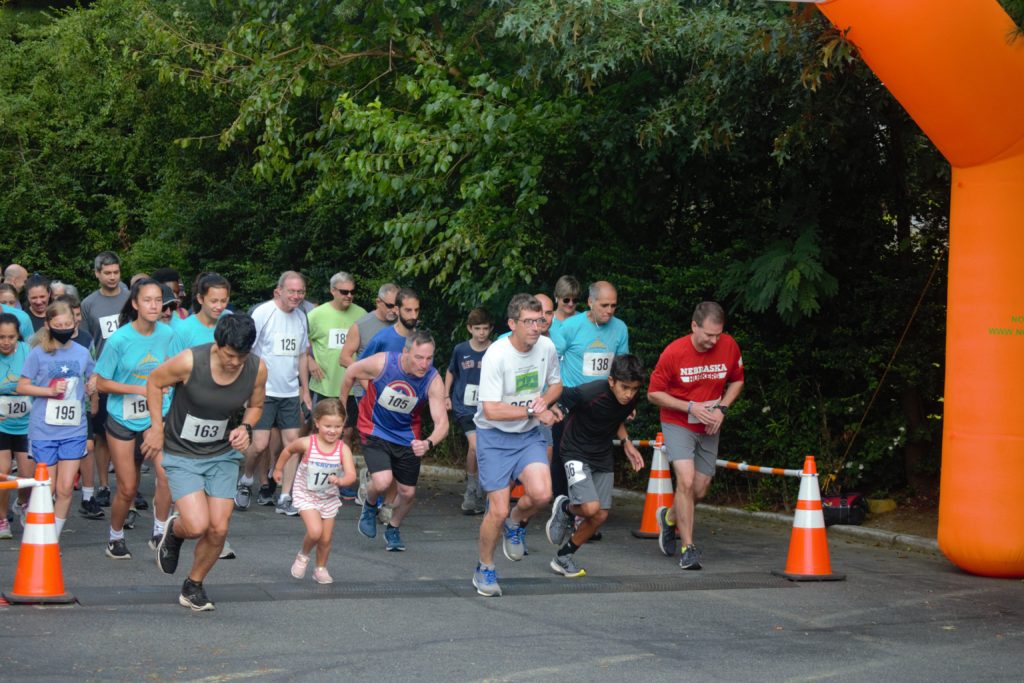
left=45, top=399, right=81, bottom=427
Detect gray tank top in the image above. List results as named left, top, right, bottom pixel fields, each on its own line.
left=355, top=312, right=388, bottom=356
left=163, top=343, right=260, bottom=458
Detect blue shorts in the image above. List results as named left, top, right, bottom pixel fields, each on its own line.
left=162, top=450, right=243, bottom=501
left=30, top=437, right=88, bottom=466
left=476, top=427, right=549, bottom=493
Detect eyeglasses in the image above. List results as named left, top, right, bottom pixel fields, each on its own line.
left=517, top=317, right=545, bottom=327
left=283, top=289, right=306, bottom=297
left=561, top=297, right=577, bottom=304
left=335, top=288, right=355, bottom=296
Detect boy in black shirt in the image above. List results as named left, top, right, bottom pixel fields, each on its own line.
left=545, top=354, right=645, bottom=577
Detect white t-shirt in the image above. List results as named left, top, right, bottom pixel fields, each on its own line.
left=474, top=335, right=561, bottom=433
left=251, top=300, right=310, bottom=398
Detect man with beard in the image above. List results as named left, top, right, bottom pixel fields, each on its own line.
left=361, top=288, right=421, bottom=356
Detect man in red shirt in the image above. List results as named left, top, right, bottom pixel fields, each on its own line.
left=648, top=302, right=744, bottom=570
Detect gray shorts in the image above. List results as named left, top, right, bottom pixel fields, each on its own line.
left=662, top=422, right=719, bottom=477
left=162, top=449, right=243, bottom=500
left=564, top=460, right=613, bottom=509
left=255, top=395, right=303, bottom=431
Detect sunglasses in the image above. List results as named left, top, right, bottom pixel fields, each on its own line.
left=335, top=288, right=355, bottom=296
left=380, top=300, right=397, bottom=309
left=561, top=297, right=577, bottom=304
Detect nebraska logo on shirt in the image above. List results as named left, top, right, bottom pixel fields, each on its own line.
left=679, top=363, right=729, bottom=383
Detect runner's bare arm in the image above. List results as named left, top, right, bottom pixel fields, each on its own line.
left=330, top=443, right=358, bottom=488
left=339, top=324, right=361, bottom=367
left=142, top=349, right=195, bottom=458
left=272, top=436, right=308, bottom=483
left=228, top=360, right=268, bottom=451
left=337, top=353, right=385, bottom=401
left=412, top=374, right=449, bottom=457
left=443, top=369, right=455, bottom=411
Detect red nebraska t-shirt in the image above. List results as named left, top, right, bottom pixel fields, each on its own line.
left=648, top=333, right=744, bottom=433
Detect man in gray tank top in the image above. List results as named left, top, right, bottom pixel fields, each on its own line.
left=142, top=314, right=268, bottom=611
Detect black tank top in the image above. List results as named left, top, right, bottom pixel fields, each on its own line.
left=163, top=343, right=259, bottom=458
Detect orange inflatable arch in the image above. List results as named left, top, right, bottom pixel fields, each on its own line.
left=814, top=0, right=1024, bottom=577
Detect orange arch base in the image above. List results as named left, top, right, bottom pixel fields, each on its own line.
left=816, top=0, right=1024, bottom=577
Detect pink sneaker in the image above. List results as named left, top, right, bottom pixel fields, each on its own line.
left=290, top=552, right=310, bottom=579
left=312, top=566, right=333, bottom=584
left=0, top=518, right=11, bottom=540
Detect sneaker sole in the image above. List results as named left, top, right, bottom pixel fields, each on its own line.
left=178, top=594, right=215, bottom=611
left=79, top=511, right=105, bottom=520
left=549, top=558, right=586, bottom=578
left=656, top=507, right=676, bottom=557
left=356, top=516, right=377, bottom=540
left=105, top=548, right=132, bottom=560
left=472, top=578, right=502, bottom=597
left=545, top=495, right=570, bottom=546
left=502, top=541, right=523, bottom=562
left=386, top=545, right=406, bottom=552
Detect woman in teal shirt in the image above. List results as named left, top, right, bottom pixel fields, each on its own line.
left=95, top=278, right=176, bottom=560
left=0, top=312, right=30, bottom=539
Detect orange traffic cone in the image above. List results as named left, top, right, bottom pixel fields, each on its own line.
left=4, top=463, right=75, bottom=604
left=772, top=456, right=845, bottom=582
left=510, top=480, right=525, bottom=502
left=631, top=433, right=673, bottom=538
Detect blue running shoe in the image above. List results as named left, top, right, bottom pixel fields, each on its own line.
left=385, top=525, right=406, bottom=551
left=358, top=502, right=378, bottom=539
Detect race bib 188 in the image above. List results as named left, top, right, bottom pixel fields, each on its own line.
left=328, top=328, right=348, bottom=350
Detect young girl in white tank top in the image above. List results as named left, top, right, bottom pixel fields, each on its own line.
left=273, top=398, right=356, bottom=583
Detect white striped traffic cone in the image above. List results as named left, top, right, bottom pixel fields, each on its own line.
left=4, top=463, right=74, bottom=604
left=631, top=433, right=673, bottom=538
left=772, top=455, right=845, bottom=581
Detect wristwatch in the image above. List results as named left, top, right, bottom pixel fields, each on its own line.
left=716, top=405, right=730, bottom=414
left=426, top=438, right=434, bottom=450
left=526, top=406, right=535, bottom=417
left=241, top=423, right=254, bottom=439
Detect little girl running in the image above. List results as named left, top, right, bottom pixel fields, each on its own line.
left=16, top=301, right=97, bottom=538
left=273, top=398, right=355, bottom=584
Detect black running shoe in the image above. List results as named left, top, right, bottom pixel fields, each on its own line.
left=105, top=538, right=132, bottom=560
left=95, top=487, right=112, bottom=507
left=179, top=578, right=215, bottom=611
left=156, top=513, right=183, bottom=575
left=79, top=497, right=105, bottom=520
left=133, top=493, right=149, bottom=511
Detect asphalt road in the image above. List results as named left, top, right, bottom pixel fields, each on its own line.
left=2, top=471, right=1022, bottom=682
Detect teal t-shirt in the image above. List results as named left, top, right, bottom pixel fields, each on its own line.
left=553, top=313, right=629, bottom=388
left=1, top=304, right=34, bottom=345
left=95, top=321, right=176, bottom=431
left=0, top=341, right=31, bottom=435
left=169, top=313, right=218, bottom=357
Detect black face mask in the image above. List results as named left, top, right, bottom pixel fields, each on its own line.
left=49, top=328, right=74, bottom=344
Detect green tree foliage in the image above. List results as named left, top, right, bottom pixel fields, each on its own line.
left=0, top=0, right=975, bottom=502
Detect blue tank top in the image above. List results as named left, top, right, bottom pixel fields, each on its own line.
left=357, top=352, right=437, bottom=446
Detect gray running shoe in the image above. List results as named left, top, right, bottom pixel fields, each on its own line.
left=124, top=507, right=138, bottom=530
left=275, top=495, right=299, bottom=516
left=502, top=523, right=525, bottom=562
left=233, top=483, right=251, bottom=511
left=377, top=503, right=394, bottom=525
left=657, top=506, right=677, bottom=557
left=473, top=564, right=502, bottom=597
left=219, top=539, right=236, bottom=560
left=549, top=552, right=586, bottom=578
left=679, top=543, right=702, bottom=570
left=461, top=480, right=484, bottom=515
left=545, top=495, right=572, bottom=546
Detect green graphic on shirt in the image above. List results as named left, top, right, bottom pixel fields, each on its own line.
left=515, top=369, right=539, bottom=394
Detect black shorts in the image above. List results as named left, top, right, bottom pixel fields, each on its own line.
left=361, top=434, right=421, bottom=487
left=455, top=413, right=476, bottom=435
left=91, top=393, right=109, bottom=436
left=255, top=395, right=304, bottom=431
left=105, top=416, right=145, bottom=466
left=0, top=432, right=29, bottom=453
